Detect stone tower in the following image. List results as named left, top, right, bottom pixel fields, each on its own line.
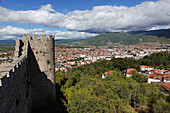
left=15, top=35, right=56, bottom=112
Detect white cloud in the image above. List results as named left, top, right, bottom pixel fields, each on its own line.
left=149, top=24, right=170, bottom=30
left=40, top=4, right=56, bottom=12
left=0, top=26, right=97, bottom=40
left=0, top=0, right=170, bottom=33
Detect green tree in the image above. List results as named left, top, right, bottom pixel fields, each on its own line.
left=132, top=73, right=147, bottom=83
left=153, top=99, right=170, bottom=113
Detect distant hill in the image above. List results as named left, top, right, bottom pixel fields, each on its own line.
left=55, top=39, right=74, bottom=45
left=74, top=29, right=170, bottom=46
left=0, top=40, right=15, bottom=46
left=130, top=29, right=170, bottom=38
left=55, top=38, right=85, bottom=45
left=1, top=29, right=170, bottom=46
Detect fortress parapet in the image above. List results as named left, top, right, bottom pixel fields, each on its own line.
left=0, top=55, right=27, bottom=80
left=23, top=35, right=54, bottom=41
left=22, top=35, right=55, bottom=83
left=0, top=55, right=29, bottom=113
left=0, top=35, right=56, bottom=113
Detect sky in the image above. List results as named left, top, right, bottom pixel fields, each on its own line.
left=0, top=0, right=170, bottom=40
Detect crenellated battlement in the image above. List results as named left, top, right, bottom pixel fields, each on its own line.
left=23, top=35, right=54, bottom=41
left=0, top=35, right=55, bottom=113
left=0, top=55, right=27, bottom=87
left=0, top=54, right=29, bottom=113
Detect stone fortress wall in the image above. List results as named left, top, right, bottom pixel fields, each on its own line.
left=0, top=55, right=29, bottom=113
left=0, top=35, right=55, bottom=113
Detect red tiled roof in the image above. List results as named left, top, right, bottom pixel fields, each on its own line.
left=149, top=69, right=156, bottom=72
left=126, top=68, right=137, bottom=74
left=103, top=71, right=113, bottom=75
left=108, top=71, right=113, bottom=74
left=165, top=75, right=170, bottom=80
left=140, top=65, right=154, bottom=68
left=161, top=83, right=170, bottom=90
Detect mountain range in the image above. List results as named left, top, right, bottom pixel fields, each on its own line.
left=0, top=29, right=170, bottom=46
left=0, top=40, right=15, bottom=46
left=74, top=29, right=170, bottom=46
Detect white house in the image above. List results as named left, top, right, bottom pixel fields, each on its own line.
left=148, top=78, right=161, bottom=84
left=102, top=71, right=113, bottom=79
left=164, top=77, right=170, bottom=83
left=67, top=61, right=75, bottom=65
left=126, top=68, right=137, bottom=77
left=140, top=65, right=154, bottom=71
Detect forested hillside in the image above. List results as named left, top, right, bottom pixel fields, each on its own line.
left=55, top=52, right=170, bottom=112
left=77, top=32, right=170, bottom=46
left=0, top=40, right=15, bottom=45
left=131, top=29, right=170, bottom=38
left=55, top=40, right=74, bottom=45
left=0, top=46, right=15, bottom=51
left=140, top=52, right=170, bottom=69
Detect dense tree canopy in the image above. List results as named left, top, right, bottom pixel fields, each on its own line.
left=55, top=52, right=170, bottom=112
left=140, top=52, right=170, bottom=69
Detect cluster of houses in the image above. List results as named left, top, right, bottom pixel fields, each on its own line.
left=102, top=65, right=170, bottom=94
left=140, top=65, right=170, bottom=83
left=0, top=51, right=14, bottom=65
left=55, top=47, right=116, bottom=72
left=55, top=44, right=169, bottom=72
left=102, top=65, right=170, bottom=83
